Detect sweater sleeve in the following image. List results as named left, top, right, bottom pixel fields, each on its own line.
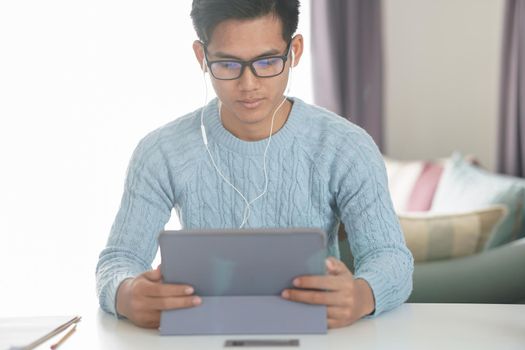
left=334, top=134, right=414, bottom=317
left=96, top=134, right=174, bottom=316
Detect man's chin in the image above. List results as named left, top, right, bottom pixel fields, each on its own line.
left=222, top=99, right=283, bottom=126
left=233, top=112, right=269, bottom=126
left=230, top=105, right=271, bottom=123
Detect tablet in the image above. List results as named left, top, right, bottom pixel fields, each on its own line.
left=158, top=227, right=327, bottom=296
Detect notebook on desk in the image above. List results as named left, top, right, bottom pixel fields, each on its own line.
left=158, top=227, right=327, bottom=335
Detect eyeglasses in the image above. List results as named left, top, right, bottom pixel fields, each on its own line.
left=203, top=41, right=292, bottom=80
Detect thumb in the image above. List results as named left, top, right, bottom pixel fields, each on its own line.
left=326, top=257, right=351, bottom=276
left=143, top=266, right=162, bottom=282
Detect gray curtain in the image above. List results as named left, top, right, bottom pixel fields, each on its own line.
left=311, top=0, right=384, bottom=150
left=498, top=0, right=525, bottom=177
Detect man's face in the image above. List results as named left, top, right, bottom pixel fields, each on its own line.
left=194, top=14, right=302, bottom=138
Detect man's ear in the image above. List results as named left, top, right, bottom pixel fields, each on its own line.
left=290, top=34, right=304, bottom=68
left=192, top=40, right=206, bottom=72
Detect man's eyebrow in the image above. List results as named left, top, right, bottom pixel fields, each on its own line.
left=210, top=49, right=282, bottom=60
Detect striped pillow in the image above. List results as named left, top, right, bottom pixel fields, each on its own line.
left=399, top=205, right=508, bottom=262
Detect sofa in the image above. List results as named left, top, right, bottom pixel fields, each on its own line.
left=338, top=152, right=525, bottom=304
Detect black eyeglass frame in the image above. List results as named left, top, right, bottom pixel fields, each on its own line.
left=202, top=40, right=293, bottom=80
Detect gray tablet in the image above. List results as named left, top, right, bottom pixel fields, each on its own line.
left=158, top=227, right=328, bottom=335
left=159, top=227, right=327, bottom=296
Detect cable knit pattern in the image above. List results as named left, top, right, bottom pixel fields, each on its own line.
left=96, top=97, right=414, bottom=318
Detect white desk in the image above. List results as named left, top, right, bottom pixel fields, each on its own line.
left=13, top=303, right=525, bottom=350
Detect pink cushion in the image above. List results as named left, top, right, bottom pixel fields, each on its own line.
left=406, top=163, right=444, bottom=212
left=383, top=157, right=426, bottom=212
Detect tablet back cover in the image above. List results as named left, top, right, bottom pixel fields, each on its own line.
left=159, top=227, right=327, bottom=335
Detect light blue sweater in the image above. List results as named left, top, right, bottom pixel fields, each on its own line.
left=96, top=97, right=414, bottom=317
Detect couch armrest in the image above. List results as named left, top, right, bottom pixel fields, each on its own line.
left=408, top=238, right=525, bottom=303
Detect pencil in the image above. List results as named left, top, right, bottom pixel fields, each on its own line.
left=50, top=324, right=76, bottom=349
left=22, top=315, right=81, bottom=350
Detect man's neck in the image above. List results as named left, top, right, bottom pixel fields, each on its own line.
left=220, top=99, right=293, bottom=142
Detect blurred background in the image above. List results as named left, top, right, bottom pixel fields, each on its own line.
left=0, top=0, right=517, bottom=316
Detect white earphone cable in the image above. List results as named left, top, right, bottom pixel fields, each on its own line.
left=200, top=66, right=251, bottom=228
left=200, top=48, right=294, bottom=228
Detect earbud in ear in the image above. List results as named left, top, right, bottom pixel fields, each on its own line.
left=202, top=58, right=207, bottom=73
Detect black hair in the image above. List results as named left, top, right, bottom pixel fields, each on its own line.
left=191, top=0, right=300, bottom=44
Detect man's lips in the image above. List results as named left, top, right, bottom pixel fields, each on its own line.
left=238, top=98, right=264, bottom=109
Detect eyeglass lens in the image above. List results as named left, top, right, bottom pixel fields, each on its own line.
left=210, top=57, right=285, bottom=79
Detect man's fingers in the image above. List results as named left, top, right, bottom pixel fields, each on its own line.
left=135, top=311, right=161, bottom=329
left=282, top=289, right=339, bottom=306
left=293, top=275, right=343, bottom=291
left=327, top=318, right=346, bottom=329
left=327, top=306, right=353, bottom=320
left=149, top=295, right=202, bottom=311
left=141, top=280, right=195, bottom=297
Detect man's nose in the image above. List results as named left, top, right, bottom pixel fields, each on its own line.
left=238, top=66, right=259, bottom=91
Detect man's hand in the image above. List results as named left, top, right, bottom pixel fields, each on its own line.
left=116, top=265, right=202, bottom=328
left=281, top=257, right=375, bottom=329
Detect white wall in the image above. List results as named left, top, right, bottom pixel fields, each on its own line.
left=0, top=1, right=312, bottom=317
left=383, top=0, right=505, bottom=171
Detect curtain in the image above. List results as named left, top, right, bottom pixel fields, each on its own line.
left=498, top=0, right=525, bottom=177
left=311, top=0, right=384, bottom=150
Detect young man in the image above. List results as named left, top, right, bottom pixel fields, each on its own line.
left=96, top=0, right=413, bottom=330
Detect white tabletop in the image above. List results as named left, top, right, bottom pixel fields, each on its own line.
left=9, top=303, right=525, bottom=350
